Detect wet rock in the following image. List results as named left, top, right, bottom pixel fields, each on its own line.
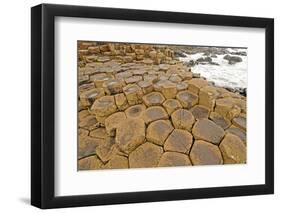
left=89, top=127, right=106, bottom=139
left=232, top=116, right=246, bottom=131
left=105, top=112, right=127, bottom=136
left=142, top=92, right=165, bottom=106
left=158, top=152, right=192, bottom=167
left=192, top=119, right=225, bottom=144
left=164, top=129, right=193, bottom=153
left=91, top=96, right=117, bottom=118
left=80, top=88, right=105, bottom=107
left=78, top=136, right=104, bottom=159
left=162, top=99, right=182, bottom=115
left=103, top=155, right=129, bottom=169
left=176, top=90, right=198, bottom=109
left=129, top=142, right=163, bottom=168
left=114, top=93, right=129, bottom=110
left=146, top=120, right=174, bottom=146
left=190, top=140, right=223, bottom=165
left=115, top=118, right=146, bottom=153
left=192, top=73, right=201, bottom=78
left=190, top=105, right=210, bottom=120
left=142, top=106, right=169, bottom=124
left=209, top=112, right=231, bottom=129
left=196, top=56, right=212, bottom=64
left=188, top=78, right=208, bottom=94
left=78, top=155, right=103, bottom=170
left=123, top=84, right=143, bottom=105
left=125, top=104, right=146, bottom=119
left=199, top=86, right=220, bottom=110
left=171, top=109, right=195, bottom=131
left=223, top=54, right=242, bottom=64
left=219, top=133, right=246, bottom=164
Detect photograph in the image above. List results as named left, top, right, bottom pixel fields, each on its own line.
left=77, top=41, right=247, bottom=170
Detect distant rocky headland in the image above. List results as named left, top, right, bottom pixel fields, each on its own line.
left=77, top=42, right=247, bottom=170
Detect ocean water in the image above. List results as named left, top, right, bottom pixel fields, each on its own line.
left=179, top=48, right=247, bottom=89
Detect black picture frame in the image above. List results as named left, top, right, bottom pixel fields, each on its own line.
left=31, top=3, right=274, bottom=209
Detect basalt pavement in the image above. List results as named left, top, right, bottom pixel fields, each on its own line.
left=77, top=42, right=247, bottom=170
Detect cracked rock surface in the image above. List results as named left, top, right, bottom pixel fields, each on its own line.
left=78, top=42, right=247, bottom=170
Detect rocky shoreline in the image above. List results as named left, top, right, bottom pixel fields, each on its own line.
left=78, top=42, right=247, bottom=170
left=174, top=46, right=247, bottom=96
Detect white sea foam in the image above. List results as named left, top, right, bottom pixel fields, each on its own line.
left=179, top=48, right=247, bottom=89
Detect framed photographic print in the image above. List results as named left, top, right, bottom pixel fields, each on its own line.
left=31, top=3, right=274, bottom=209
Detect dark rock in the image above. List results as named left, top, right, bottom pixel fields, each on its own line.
left=223, top=54, right=242, bottom=64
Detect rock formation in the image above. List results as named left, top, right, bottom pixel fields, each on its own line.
left=77, top=41, right=247, bottom=170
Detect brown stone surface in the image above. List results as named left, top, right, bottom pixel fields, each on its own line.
left=89, top=127, right=106, bottom=139
left=138, top=80, right=154, bottom=94
left=146, top=120, right=174, bottom=146
left=171, top=109, right=195, bottom=131
left=91, top=96, right=117, bottom=118
left=209, top=112, right=231, bottom=130
left=164, top=129, right=193, bottom=153
left=190, top=140, right=223, bottom=165
left=104, top=155, right=129, bottom=169
left=142, top=106, right=169, bottom=124
left=162, top=82, right=177, bottom=99
left=114, top=93, right=129, bottom=110
left=190, top=105, right=210, bottom=119
left=142, top=92, right=165, bottom=106
left=78, top=155, right=103, bottom=170
left=79, top=114, right=99, bottom=131
left=125, top=104, right=146, bottom=119
left=96, top=136, right=121, bottom=163
left=188, top=78, right=208, bottom=94
left=219, top=133, right=246, bottom=164
left=129, top=142, right=163, bottom=168
left=103, top=79, right=123, bottom=95
left=123, top=84, right=143, bottom=105
left=158, top=152, right=192, bottom=167
left=176, top=90, right=198, bottom=109
left=192, top=119, right=225, bottom=144
left=80, top=88, right=105, bottom=107
left=78, top=136, right=104, bottom=159
left=78, top=42, right=247, bottom=170
left=226, top=125, right=246, bottom=144
left=79, top=128, right=89, bottom=138
left=105, top=112, right=127, bottom=136
left=199, top=86, right=220, bottom=110
left=232, top=116, right=247, bottom=131
left=162, top=99, right=183, bottom=115
left=115, top=118, right=146, bottom=153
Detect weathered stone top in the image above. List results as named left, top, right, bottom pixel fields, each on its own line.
left=77, top=42, right=247, bottom=170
